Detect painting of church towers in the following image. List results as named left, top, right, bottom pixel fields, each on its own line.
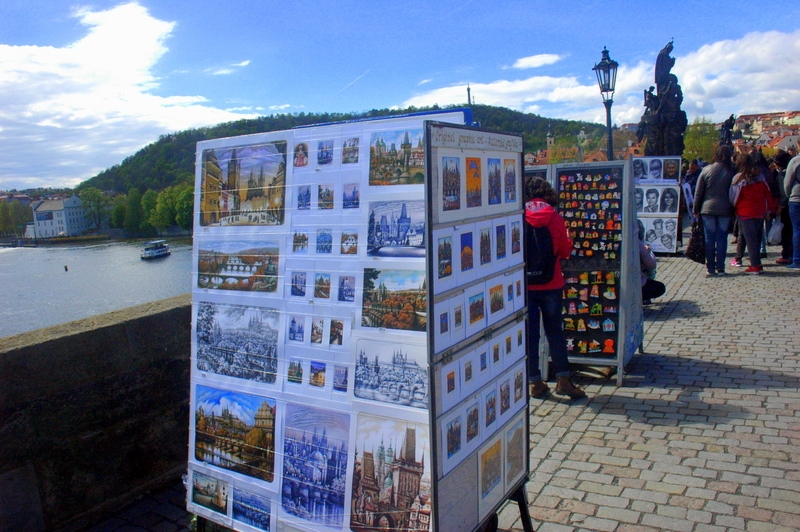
left=350, top=413, right=431, bottom=532
left=200, top=141, right=287, bottom=226
left=369, top=129, right=425, bottom=186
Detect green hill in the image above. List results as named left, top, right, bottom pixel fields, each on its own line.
left=76, top=105, right=606, bottom=193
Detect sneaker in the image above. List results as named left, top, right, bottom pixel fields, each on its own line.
left=776, top=257, right=792, bottom=264
left=786, top=263, right=800, bottom=269
left=717, top=271, right=727, bottom=276
left=731, top=258, right=743, bottom=267
left=706, top=271, right=716, bottom=277
left=555, top=377, right=586, bottom=399
left=745, top=266, right=763, bottom=275
left=529, top=381, right=550, bottom=399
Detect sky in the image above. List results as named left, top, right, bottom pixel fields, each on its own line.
left=1, top=0, right=799, bottom=191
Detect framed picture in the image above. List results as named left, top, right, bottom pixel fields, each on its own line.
left=440, top=408, right=464, bottom=476
left=432, top=225, right=457, bottom=294
left=477, top=435, right=504, bottom=519
left=440, top=358, right=461, bottom=412
left=456, top=223, right=477, bottom=285
left=504, top=411, right=527, bottom=491
left=353, top=335, right=428, bottom=409
left=464, top=282, right=487, bottom=339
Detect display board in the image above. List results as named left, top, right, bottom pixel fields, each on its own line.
left=187, top=110, right=472, bottom=532
left=426, top=122, right=527, bottom=531
left=529, top=161, right=643, bottom=386
left=632, top=156, right=681, bottom=253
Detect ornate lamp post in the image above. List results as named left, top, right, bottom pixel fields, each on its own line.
left=593, top=47, right=618, bottom=161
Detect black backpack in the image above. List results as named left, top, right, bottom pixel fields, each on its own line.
left=525, top=222, right=555, bottom=285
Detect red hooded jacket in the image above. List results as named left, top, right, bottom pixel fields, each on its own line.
left=525, top=199, right=573, bottom=291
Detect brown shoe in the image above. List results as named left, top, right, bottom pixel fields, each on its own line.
left=555, top=377, right=586, bottom=399
left=529, top=381, right=549, bottom=399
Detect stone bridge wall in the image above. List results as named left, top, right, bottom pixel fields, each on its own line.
left=0, top=294, right=192, bottom=531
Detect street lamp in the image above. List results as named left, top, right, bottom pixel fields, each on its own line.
left=593, top=47, right=618, bottom=161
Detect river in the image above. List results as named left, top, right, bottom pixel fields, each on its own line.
left=0, top=239, right=193, bottom=338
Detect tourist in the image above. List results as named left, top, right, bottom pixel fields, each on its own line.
left=694, top=144, right=735, bottom=276
left=730, top=153, right=776, bottom=274
left=784, top=150, right=800, bottom=269
left=774, top=150, right=794, bottom=265
left=639, top=228, right=666, bottom=304
left=524, top=176, right=586, bottom=400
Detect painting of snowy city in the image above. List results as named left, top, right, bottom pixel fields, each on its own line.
left=369, top=129, right=425, bottom=186
left=353, top=337, right=428, bottom=409
left=194, top=385, right=276, bottom=482
left=197, top=240, right=280, bottom=293
left=200, top=141, right=287, bottom=226
left=233, top=487, right=272, bottom=531
left=281, top=403, right=350, bottom=527
left=191, top=471, right=228, bottom=516
left=361, top=268, right=427, bottom=332
left=194, top=301, right=280, bottom=384
left=350, top=413, right=431, bottom=532
left=367, top=200, right=426, bottom=258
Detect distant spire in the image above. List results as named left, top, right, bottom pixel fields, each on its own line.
left=467, top=83, right=472, bottom=106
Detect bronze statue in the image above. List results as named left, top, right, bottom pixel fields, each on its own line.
left=639, top=40, right=688, bottom=157
left=720, top=114, right=735, bottom=145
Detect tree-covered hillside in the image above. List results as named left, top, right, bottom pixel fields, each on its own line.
left=77, top=105, right=606, bottom=194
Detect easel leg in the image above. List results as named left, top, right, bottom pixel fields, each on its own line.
left=511, top=485, right=534, bottom=532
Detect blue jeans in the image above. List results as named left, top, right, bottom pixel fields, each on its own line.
left=701, top=215, right=731, bottom=273
left=790, top=203, right=800, bottom=265
left=526, top=289, right=571, bottom=382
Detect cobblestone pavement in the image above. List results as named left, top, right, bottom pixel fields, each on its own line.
left=498, top=241, right=800, bottom=532
left=94, top=243, right=799, bottom=532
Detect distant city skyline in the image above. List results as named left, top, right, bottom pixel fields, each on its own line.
left=1, top=1, right=799, bottom=190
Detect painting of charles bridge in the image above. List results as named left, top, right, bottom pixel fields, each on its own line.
left=361, top=268, right=427, bottom=332
left=200, top=141, right=287, bottom=227
left=194, top=385, right=276, bottom=482
left=367, top=200, right=426, bottom=258
left=369, top=129, right=425, bottom=186
left=195, top=301, right=280, bottom=383
left=354, top=338, right=428, bottom=409
left=281, top=403, right=350, bottom=528
left=350, top=413, right=431, bottom=531
left=197, top=240, right=280, bottom=293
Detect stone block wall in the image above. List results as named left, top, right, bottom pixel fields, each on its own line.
left=0, top=294, right=192, bottom=531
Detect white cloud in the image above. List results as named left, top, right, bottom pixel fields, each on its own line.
left=418, top=79, right=432, bottom=85
left=0, top=2, right=257, bottom=190
left=506, top=54, right=563, bottom=70
left=402, top=30, right=800, bottom=129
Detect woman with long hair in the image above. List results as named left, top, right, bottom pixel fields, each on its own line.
left=730, top=153, right=776, bottom=274
left=693, top=145, right=735, bottom=276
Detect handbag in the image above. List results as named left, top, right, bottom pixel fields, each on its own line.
left=685, top=221, right=706, bottom=264
left=767, top=219, right=783, bottom=245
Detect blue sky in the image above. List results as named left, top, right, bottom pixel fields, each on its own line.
left=1, top=1, right=799, bottom=190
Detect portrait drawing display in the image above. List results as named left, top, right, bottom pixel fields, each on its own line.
left=197, top=240, right=280, bottom=293
left=281, top=403, right=350, bottom=527
left=369, top=129, right=425, bottom=186
left=200, top=141, right=287, bottom=227
left=350, top=413, right=431, bottom=532
left=353, top=337, right=428, bottom=409
left=361, top=268, right=427, bottom=332
left=194, top=385, right=276, bottom=482
left=195, top=301, right=280, bottom=384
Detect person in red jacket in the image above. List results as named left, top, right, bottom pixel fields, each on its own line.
left=730, top=153, right=778, bottom=274
left=524, top=177, right=586, bottom=399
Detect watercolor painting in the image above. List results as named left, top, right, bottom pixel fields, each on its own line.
left=287, top=358, right=303, bottom=384
left=233, top=487, right=271, bottom=531
left=510, top=220, right=521, bottom=255
left=343, top=137, right=360, bottom=164
left=369, top=129, right=425, bottom=185
left=489, top=283, right=505, bottom=316
left=466, top=156, right=482, bottom=208
left=487, top=158, right=502, bottom=205
left=297, top=185, right=311, bottom=210
left=292, top=231, right=309, bottom=253
left=495, top=223, right=507, bottom=260
left=316, top=228, right=333, bottom=254
left=311, top=318, right=324, bottom=344
left=192, top=471, right=228, bottom=515
left=361, top=268, right=427, bottom=332
left=480, top=439, right=503, bottom=500
left=469, top=291, right=485, bottom=325
left=437, top=234, right=453, bottom=280
left=505, top=416, right=526, bottom=489
left=293, top=142, right=309, bottom=168
left=466, top=401, right=480, bottom=444
left=314, top=273, right=331, bottom=299
left=281, top=403, right=349, bottom=527
left=343, top=182, right=360, bottom=209
left=441, top=156, right=461, bottom=211
left=290, top=271, right=307, bottom=297
left=460, top=231, right=474, bottom=273
left=504, top=158, right=517, bottom=203
left=350, top=413, right=431, bottom=531
left=287, top=315, right=305, bottom=343
left=195, top=301, right=280, bottom=384
left=367, top=200, right=426, bottom=257
left=330, top=319, right=345, bottom=346
left=194, top=385, right=276, bottom=482
left=318, top=183, right=335, bottom=210
left=338, top=275, right=356, bottom=303
left=333, top=365, right=348, bottom=393
left=446, top=414, right=462, bottom=458
left=354, top=337, right=428, bottom=409
left=310, top=360, right=326, bottom=387
left=197, top=240, right=280, bottom=293
left=479, top=227, right=492, bottom=266
left=200, top=141, right=287, bottom=227
left=317, top=140, right=334, bottom=166
left=341, top=230, right=359, bottom=255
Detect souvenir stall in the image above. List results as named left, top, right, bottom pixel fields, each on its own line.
left=530, top=161, right=643, bottom=386
left=632, top=156, right=682, bottom=254
left=186, top=110, right=532, bottom=532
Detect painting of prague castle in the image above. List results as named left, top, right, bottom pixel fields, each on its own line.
left=354, top=338, right=428, bottom=409
left=351, top=414, right=431, bottom=532
left=369, top=129, right=425, bottom=185
left=200, top=141, right=287, bottom=226
left=367, top=200, right=425, bottom=258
